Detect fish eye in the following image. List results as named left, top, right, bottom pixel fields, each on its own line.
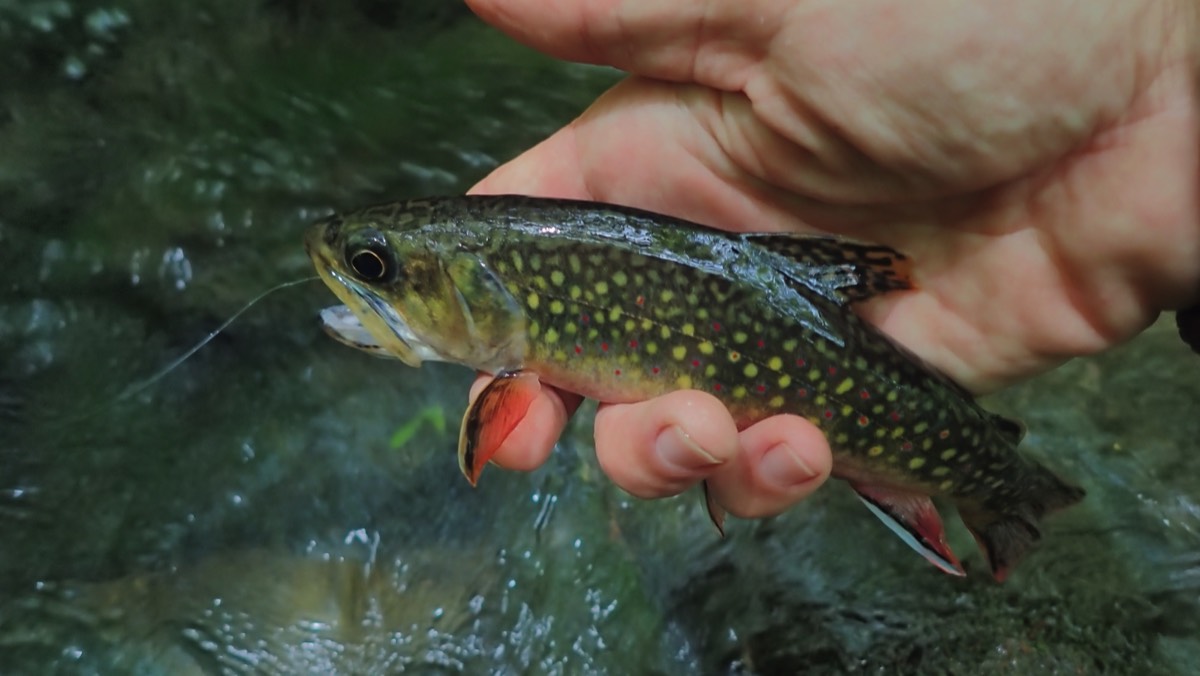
left=349, top=248, right=386, bottom=280
left=345, top=232, right=395, bottom=282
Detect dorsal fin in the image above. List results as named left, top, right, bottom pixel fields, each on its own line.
left=990, top=413, right=1026, bottom=444
left=742, top=234, right=914, bottom=304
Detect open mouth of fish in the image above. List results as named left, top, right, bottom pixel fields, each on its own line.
left=321, top=268, right=444, bottom=364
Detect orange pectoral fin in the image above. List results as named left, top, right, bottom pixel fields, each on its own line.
left=851, top=483, right=965, bottom=577
left=458, top=370, right=542, bottom=486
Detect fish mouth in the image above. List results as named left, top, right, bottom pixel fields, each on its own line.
left=313, top=259, right=443, bottom=366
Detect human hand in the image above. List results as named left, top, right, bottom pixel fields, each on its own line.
left=463, top=0, right=1200, bottom=519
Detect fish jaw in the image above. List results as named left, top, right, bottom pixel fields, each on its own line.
left=305, top=225, right=443, bottom=367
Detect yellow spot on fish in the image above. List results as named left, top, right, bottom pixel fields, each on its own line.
left=939, top=479, right=954, bottom=491
left=891, top=427, right=905, bottom=439
left=660, top=289, right=675, bottom=302
left=834, top=433, right=849, bottom=445
left=645, top=342, right=658, bottom=355
left=729, top=351, right=742, bottom=362
left=705, top=364, right=717, bottom=377
left=544, top=328, right=559, bottom=344
left=940, top=448, right=957, bottom=461
left=532, top=275, right=548, bottom=290
left=913, top=422, right=929, bottom=434
left=624, top=319, right=636, bottom=332
left=814, top=395, right=828, bottom=406
left=698, top=341, right=714, bottom=355
left=886, top=391, right=898, bottom=403
left=875, top=428, right=887, bottom=438
left=529, top=321, right=540, bottom=339
left=732, top=386, right=747, bottom=399
left=565, top=323, right=577, bottom=335
left=568, top=254, right=581, bottom=273
left=778, top=374, right=792, bottom=388
left=921, top=438, right=933, bottom=451
left=767, top=356, right=783, bottom=371
left=550, top=270, right=565, bottom=286
left=569, top=285, right=582, bottom=300
left=908, top=457, right=926, bottom=470
left=932, top=466, right=950, bottom=477
left=672, top=345, right=687, bottom=361
left=868, top=445, right=884, bottom=457
left=744, top=363, right=759, bottom=378
left=512, top=252, right=524, bottom=272
left=697, top=308, right=709, bottom=320
left=681, top=323, right=695, bottom=336
left=783, top=339, right=798, bottom=351
left=854, top=356, right=869, bottom=370
left=549, top=299, right=565, bottom=314
left=640, top=318, right=653, bottom=330
left=553, top=349, right=567, bottom=361
left=676, top=374, right=693, bottom=389
left=841, top=405, right=853, bottom=416
left=529, top=254, right=542, bottom=271
left=733, top=331, right=748, bottom=344
left=595, top=280, right=609, bottom=295
left=660, top=326, right=672, bottom=339
left=808, top=368, right=821, bottom=381
left=835, top=378, right=855, bottom=395
left=612, top=270, right=628, bottom=286
left=527, top=293, right=540, bottom=310
left=769, top=395, right=785, bottom=408
left=609, top=306, right=623, bottom=322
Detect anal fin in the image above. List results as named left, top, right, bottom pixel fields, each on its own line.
left=852, top=483, right=965, bottom=577
left=458, top=369, right=541, bottom=486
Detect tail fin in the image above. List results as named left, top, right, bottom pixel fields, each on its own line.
left=962, top=468, right=1085, bottom=582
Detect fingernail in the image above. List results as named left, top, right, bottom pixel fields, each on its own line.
left=760, top=443, right=817, bottom=487
left=656, top=425, right=722, bottom=471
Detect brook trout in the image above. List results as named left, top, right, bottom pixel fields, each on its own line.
left=305, top=195, right=1084, bottom=581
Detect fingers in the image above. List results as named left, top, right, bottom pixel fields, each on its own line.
left=468, top=374, right=583, bottom=472
left=591, top=391, right=831, bottom=521
left=464, top=0, right=778, bottom=87
left=707, top=415, right=833, bottom=518
left=593, top=390, right=740, bottom=498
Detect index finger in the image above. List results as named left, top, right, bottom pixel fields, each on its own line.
left=464, top=0, right=783, bottom=88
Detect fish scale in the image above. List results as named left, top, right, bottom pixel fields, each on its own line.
left=306, top=194, right=1085, bottom=580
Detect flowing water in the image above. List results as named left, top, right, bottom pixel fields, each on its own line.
left=1, top=2, right=1197, bottom=674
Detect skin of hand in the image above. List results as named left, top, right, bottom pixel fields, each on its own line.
left=462, top=0, right=1200, bottom=520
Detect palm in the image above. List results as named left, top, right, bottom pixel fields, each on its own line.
left=470, top=0, right=1200, bottom=392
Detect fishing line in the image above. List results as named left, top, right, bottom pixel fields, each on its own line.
left=115, top=275, right=320, bottom=402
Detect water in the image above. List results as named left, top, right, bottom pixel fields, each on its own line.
left=1, top=2, right=1198, bottom=673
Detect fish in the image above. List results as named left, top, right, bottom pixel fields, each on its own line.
left=304, top=194, right=1085, bottom=581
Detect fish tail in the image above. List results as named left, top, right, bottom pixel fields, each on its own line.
left=961, top=466, right=1085, bottom=582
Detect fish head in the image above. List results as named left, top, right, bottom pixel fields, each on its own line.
left=305, top=209, right=526, bottom=370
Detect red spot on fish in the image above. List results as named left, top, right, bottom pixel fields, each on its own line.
left=939, top=429, right=950, bottom=440
left=713, top=383, right=723, bottom=392
left=860, top=389, right=871, bottom=400
left=629, top=339, right=638, bottom=349
left=652, top=366, right=661, bottom=374
left=691, top=359, right=701, bottom=367
left=889, top=411, right=901, bottom=422
left=823, top=409, right=834, bottom=419
left=858, top=415, right=869, bottom=427
left=795, top=358, right=806, bottom=367
left=712, top=322, right=722, bottom=332
left=601, top=342, right=609, bottom=352
left=574, top=345, right=582, bottom=354
left=827, top=366, right=838, bottom=375
left=756, top=384, right=766, bottom=393
left=635, top=295, right=645, bottom=306
left=901, top=441, right=913, bottom=452
left=614, top=369, right=621, bottom=376
left=581, top=314, right=590, bottom=324
left=798, top=388, right=809, bottom=398
left=756, top=339, right=765, bottom=349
